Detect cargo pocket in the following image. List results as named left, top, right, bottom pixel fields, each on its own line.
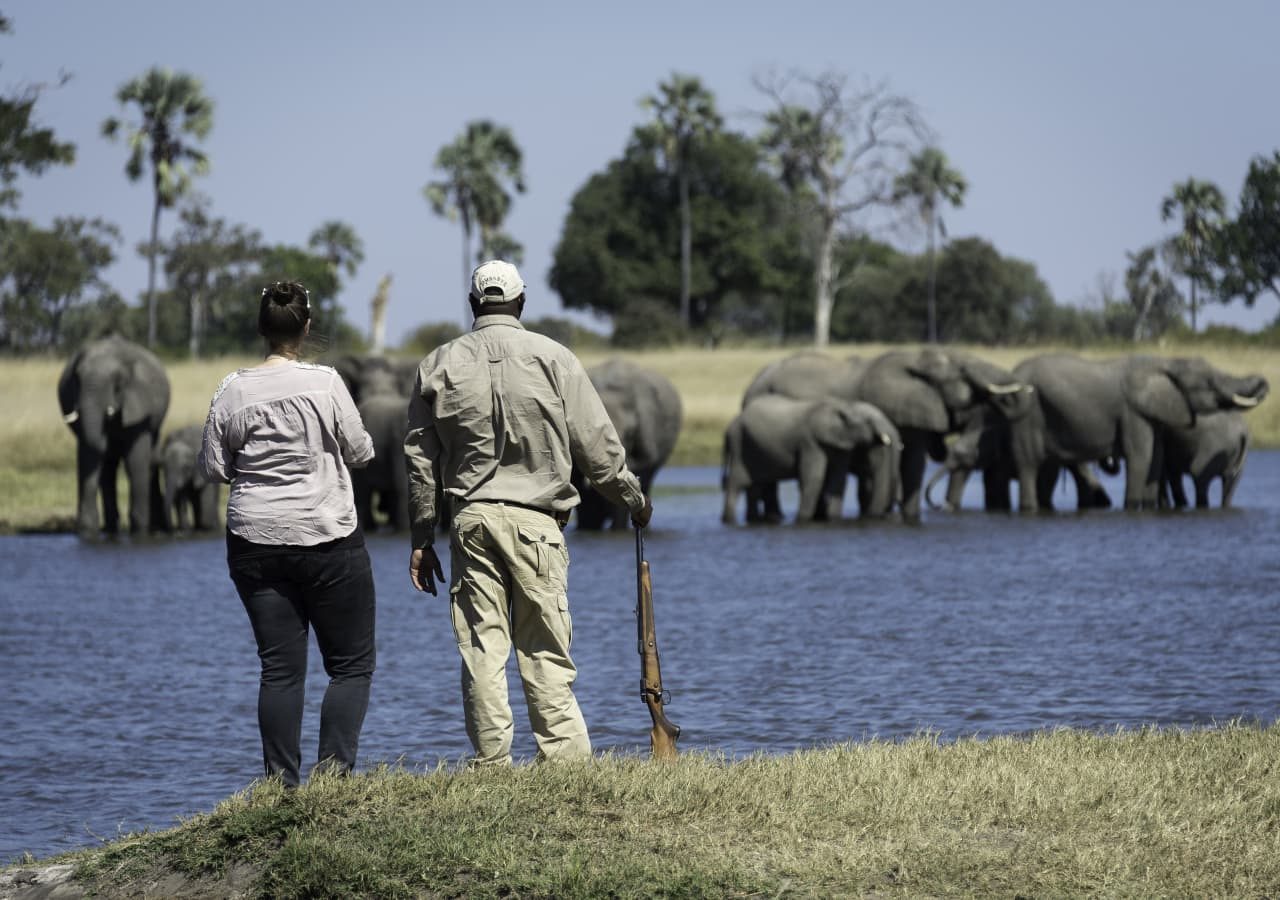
left=516, top=522, right=567, bottom=583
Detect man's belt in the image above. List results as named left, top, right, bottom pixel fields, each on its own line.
left=456, top=498, right=570, bottom=529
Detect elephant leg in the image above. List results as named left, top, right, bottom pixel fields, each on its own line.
left=898, top=439, right=927, bottom=523
left=1121, top=425, right=1160, bottom=511
left=760, top=482, right=783, bottom=523
left=1070, top=464, right=1111, bottom=510
left=1171, top=474, right=1191, bottom=509
left=982, top=469, right=1011, bottom=512
left=795, top=451, right=827, bottom=523
left=1035, top=464, right=1059, bottom=513
left=1194, top=476, right=1211, bottom=510
left=352, top=472, right=374, bottom=531
left=100, top=448, right=122, bottom=535
left=946, top=470, right=969, bottom=512
left=75, top=442, right=102, bottom=536
left=123, top=433, right=154, bottom=535
left=197, top=483, right=220, bottom=530
left=818, top=459, right=848, bottom=521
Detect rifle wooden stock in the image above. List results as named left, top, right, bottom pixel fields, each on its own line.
left=636, top=528, right=679, bottom=759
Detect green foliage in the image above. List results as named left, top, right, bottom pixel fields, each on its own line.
left=423, top=120, right=526, bottom=283
left=1213, top=150, right=1280, bottom=305
left=0, top=17, right=76, bottom=208
left=0, top=217, right=122, bottom=351
left=550, top=128, right=801, bottom=336
left=401, top=321, right=464, bottom=356
left=307, top=220, right=365, bottom=278
left=100, top=67, right=214, bottom=206
left=523, top=315, right=607, bottom=351
left=610, top=297, right=686, bottom=348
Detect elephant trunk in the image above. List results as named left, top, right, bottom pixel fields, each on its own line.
left=78, top=403, right=110, bottom=455
left=924, top=465, right=950, bottom=510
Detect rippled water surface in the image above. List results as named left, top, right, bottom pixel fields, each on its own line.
left=3, top=455, right=1279, bottom=860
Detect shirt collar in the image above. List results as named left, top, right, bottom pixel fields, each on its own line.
left=472, top=314, right=525, bottom=331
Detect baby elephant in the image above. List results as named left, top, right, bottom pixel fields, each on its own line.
left=722, top=395, right=897, bottom=524
left=160, top=424, right=219, bottom=531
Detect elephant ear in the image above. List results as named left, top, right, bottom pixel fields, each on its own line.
left=57, top=349, right=85, bottom=419
left=811, top=401, right=865, bottom=452
left=1125, top=364, right=1195, bottom=429
left=629, top=379, right=664, bottom=468
left=122, top=356, right=163, bottom=428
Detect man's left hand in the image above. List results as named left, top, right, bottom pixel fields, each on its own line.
left=410, top=546, right=445, bottom=595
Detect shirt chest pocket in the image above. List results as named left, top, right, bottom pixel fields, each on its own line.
left=516, top=522, right=567, bottom=578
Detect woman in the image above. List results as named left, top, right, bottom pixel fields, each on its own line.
left=199, top=281, right=376, bottom=787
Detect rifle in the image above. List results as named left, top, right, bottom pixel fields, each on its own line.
left=635, top=525, right=679, bottom=759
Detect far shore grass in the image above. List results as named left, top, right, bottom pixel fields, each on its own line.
left=3, top=341, right=1279, bottom=531
left=7, top=723, right=1278, bottom=898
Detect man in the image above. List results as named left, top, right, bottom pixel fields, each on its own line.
left=405, top=259, right=653, bottom=766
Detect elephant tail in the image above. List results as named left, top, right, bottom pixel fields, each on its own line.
left=924, top=464, right=948, bottom=510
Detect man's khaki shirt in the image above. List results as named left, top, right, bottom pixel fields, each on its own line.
left=404, top=315, right=644, bottom=548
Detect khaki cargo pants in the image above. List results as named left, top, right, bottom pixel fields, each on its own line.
left=448, top=501, right=590, bottom=765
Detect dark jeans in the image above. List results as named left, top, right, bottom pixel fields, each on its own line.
left=229, top=538, right=376, bottom=787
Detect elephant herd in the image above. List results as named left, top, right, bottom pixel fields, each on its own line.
left=55, top=336, right=1268, bottom=538
left=54, top=336, right=686, bottom=537
left=725, top=348, right=1269, bottom=524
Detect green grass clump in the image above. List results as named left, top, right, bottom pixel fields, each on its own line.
left=25, top=723, right=1279, bottom=898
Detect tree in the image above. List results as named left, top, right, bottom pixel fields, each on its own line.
left=1124, top=243, right=1184, bottom=342
left=549, top=128, right=801, bottom=341
left=1160, top=178, right=1225, bottom=332
left=639, top=73, right=723, bottom=328
left=0, top=217, right=121, bottom=350
left=164, top=199, right=262, bottom=357
left=307, top=220, right=364, bottom=279
left=1212, top=151, right=1280, bottom=306
left=893, top=147, right=967, bottom=343
left=423, top=121, right=526, bottom=323
left=0, top=15, right=76, bottom=208
left=101, top=67, right=214, bottom=349
left=757, top=70, right=926, bottom=347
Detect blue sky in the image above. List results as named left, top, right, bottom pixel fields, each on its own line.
left=5, top=0, right=1278, bottom=345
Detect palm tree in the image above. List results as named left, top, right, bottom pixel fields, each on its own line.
left=423, top=121, right=525, bottom=323
left=308, top=220, right=365, bottom=279
left=1161, top=178, right=1226, bottom=333
left=101, top=67, right=213, bottom=349
left=640, top=74, right=722, bottom=328
left=893, top=147, right=967, bottom=343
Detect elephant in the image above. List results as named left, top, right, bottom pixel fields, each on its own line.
left=57, top=335, right=171, bottom=536
left=330, top=352, right=420, bottom=404
left=1007, top=354, right=1268, bottom=512
left=574, top=358, right=683, bottom=530
left=741, top=351, right=865, bottom=407
left=351, top=365, right=411, bottom=532
left=851, top=348, right=1031, bottom=523
left=923, top=406, right=1113, bottom=512
left=722, top=395, right=899, bottom=524
left=1160, top=410, right=1250, bottom=509
left=158, top=424, right=219, bottom=531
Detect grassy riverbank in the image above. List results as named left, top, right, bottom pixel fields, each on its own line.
left=8, top=724, right=1278, bottom=898
left=3, top=342, right=1279, bottom=531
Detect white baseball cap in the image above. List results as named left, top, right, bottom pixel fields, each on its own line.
left=470, top=259, right=525, bottom=303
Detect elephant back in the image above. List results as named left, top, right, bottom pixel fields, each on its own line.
left=587, top=358, right=683, bottom=472
left=741, top=351, right=861, bottom=407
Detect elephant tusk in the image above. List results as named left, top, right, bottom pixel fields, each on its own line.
left=985, top=382, right=1024, bottom=395
left=879, top=432, right=892, bottom=446
left=106, top=405, right=118, bottom=417
left=62, top=410, right=79, bottom=424
left=1232, top=393, right=1261, bottom=408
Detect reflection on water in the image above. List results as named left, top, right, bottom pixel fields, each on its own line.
left=2, top=454, right=1279, bottom=860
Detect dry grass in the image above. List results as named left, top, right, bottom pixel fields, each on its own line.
left=3, top=343, right=1277, bottom=529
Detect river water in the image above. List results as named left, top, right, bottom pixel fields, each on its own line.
left=3, top=456, right=1279, bottom=861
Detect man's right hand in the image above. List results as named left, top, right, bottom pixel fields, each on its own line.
left=631, top=494, right=653, bottom=528
left=410, top=546, right=445, bottom=594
